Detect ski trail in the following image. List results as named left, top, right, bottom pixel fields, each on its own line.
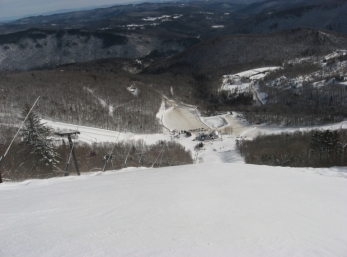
left=84, top=87, right=114, bottom=116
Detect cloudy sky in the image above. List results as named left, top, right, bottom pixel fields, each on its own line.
left=0, top=0, right=139, bottom=20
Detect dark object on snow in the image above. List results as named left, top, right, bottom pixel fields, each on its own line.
left=335, top=76, right=346, bottom=82
left=195, top=142, right=204, bottom=150
left=184, top=130, right=192, bottom=137
left=196, top=131, right=219, bottom=141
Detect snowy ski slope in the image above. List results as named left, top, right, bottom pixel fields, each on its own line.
left=1, top=163, right=347, bottom=257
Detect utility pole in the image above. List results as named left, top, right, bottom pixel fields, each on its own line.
left=135, top=152, right=146, bottom=167
left=103, top=132, right=120, bottom=172
left=102, top=154, right=112, bottom=172
left=55, top=131, right=80, bottom=176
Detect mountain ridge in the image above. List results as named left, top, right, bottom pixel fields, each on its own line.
left=145, top=27, right=347, bottom=73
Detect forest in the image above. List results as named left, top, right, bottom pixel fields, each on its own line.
left=237, top=129, right=347, bottom=167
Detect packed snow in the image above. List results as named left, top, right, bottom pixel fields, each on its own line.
left=201, top=116, right=228, bottom=129
left=1, top=163, right=347, bottom=257
left=162, top=106, right=210, bottom=132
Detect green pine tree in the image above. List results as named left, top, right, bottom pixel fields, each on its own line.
left=20, top=104, right=60, bottom=168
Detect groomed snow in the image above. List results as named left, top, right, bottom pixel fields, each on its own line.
left=1, top=163, right=347, bottom=257
left=201, top=116, right=227, bottom=129
left=162, top=106, right=210, bottom=131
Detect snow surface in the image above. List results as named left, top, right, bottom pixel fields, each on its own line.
left=230, top=67, right=280, bottom=79
left=1, top=163, right=347, bottom=257
left=201, top=116, right=227, bottom=129
left=162, top=106, right=210, bottom=131
left=43, top=119, right=168, bottom=145
left=143, top=15, right=171, bottom=21
left=212, top=25, right=224, bottom=28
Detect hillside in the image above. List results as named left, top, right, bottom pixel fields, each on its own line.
left=233, top=0, right=347, bottom=34
left=1, top=1, right=347, bottom=71
left=0, top=1, right=246, bottom=36
left=0, top=28, right=200, bottom=71
left=1, top=163, right=346, bottom=256
left=146, top=28, right=347, bottom=73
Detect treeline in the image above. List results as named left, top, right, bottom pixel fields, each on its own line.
left=242, top=105, right=345, bottom=127
left=237, top=129, right=347, bottom=167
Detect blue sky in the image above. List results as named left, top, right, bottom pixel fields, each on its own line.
left=0, top=0, right=137, bottom=20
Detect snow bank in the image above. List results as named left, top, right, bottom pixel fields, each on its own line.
left=1, top=163, right=347, bottom=257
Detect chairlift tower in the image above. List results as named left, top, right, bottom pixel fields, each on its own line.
left=55, top=131, right=80, bottom=176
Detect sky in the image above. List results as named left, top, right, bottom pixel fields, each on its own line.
left=0, top=0, right=143, bottom=21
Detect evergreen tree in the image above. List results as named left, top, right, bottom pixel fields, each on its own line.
left=310, top=130, right=342, bottom=166
left=20, top=104, right=60, bottom=168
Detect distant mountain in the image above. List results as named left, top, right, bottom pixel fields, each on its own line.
left=238, top=0, right=328, bottom=15
left=0, top=28, right=200, bottom=71
left=0, top=5, right=116, bottom=23
left=233, top=1, right=347, bottom=34
left=146, top=28, right=347, bottom=73
left=0, top=1, right=246, bottom=35
left=1, top=0, right=346, bottom=72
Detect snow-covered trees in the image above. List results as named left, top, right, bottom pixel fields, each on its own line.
left=20, top=104, right=60, bottom=168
